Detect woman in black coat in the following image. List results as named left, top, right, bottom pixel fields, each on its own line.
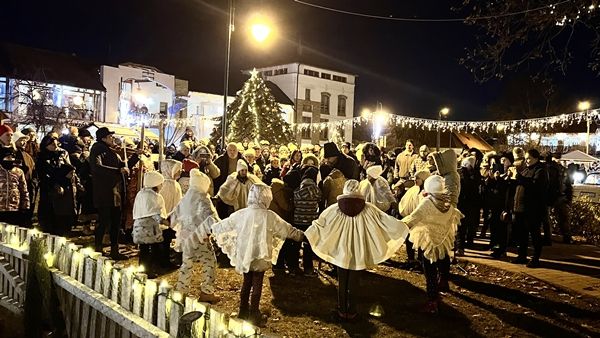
left=37, top=135, right=78, bottom=236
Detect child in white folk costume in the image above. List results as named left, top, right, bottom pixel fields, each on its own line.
left=358, top=165, right=397, bottom=212
left=132, top=171, right=168, bottom=278
left=306, top=180, right=409, bottom=322
left=211, top=183, right=304, bottom=327
left=398, top=169, right=431, bottom=269
left=401, top=175, right=463, bottom=314
left=171, top=169, right=220, bottom=303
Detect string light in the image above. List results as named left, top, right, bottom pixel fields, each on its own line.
left=291, top=108, right=600, bottom=134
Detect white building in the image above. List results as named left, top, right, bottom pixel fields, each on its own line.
left=255, top=62, right=356, bottom=144
left=101, top=63, right=176, bottom=125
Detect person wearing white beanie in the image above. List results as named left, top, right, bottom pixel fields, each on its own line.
left=401, top=175, right=463, bottom=314
left=216, top=159, right=261, bottom=211
left=358, top=165, right=396, bottom=212
left=171, top=169, right=221, bottom=303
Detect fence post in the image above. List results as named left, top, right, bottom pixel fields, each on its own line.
left=157, top=281, right=172, bottom=331
left=169, top=291, right=184, bottom=337
left=143, top=279, right=157, bottom=324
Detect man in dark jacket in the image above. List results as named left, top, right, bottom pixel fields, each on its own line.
left=545, top=153, right=572, bottom=244
left=213, top=143, right=248, bottom=219
left=89, top=127, right=130, bottom=260
left=323, top=142, right=360, bottom=180
left=511, top=149, right=547, bottom=268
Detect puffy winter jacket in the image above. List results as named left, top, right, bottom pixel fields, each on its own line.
left=0, top=165, right=30, bottom=212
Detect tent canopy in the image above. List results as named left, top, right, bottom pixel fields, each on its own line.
left=85, top=122, right=159, bottom=140
left=561, top=150, right=599, bottom=163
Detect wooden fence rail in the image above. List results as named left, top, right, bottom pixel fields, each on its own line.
left=0, top=223, right=262, bottom=337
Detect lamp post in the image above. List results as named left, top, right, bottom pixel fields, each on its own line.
left=222, top=2, right=273, bottom=150
left=362, top=102, right=387, bottom=146
left=437, top=107, right=450, bottom=151
left=579, top=101, right=591, bottom=154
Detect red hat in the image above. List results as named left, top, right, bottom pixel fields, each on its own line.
left=0, top=125, right=13, bottom=137
left=182, top=158, right=199, bottom=172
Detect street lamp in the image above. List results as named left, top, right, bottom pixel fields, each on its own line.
left=579, top=101, right=592, bottom=154
left=222, top=1, right=273, bottom=150
left=363, top=102, right=387, bottom=145
left=437, top=107, right=450, bottom=151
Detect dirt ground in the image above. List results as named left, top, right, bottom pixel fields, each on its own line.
left=152, top=252, right=600, bottom=338
left=9, top=232, right=598, bottom=337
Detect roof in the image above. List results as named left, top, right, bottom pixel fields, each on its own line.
left=561, top=150, right=599, bottom=163
left=265, top=81, right=294, bottom=105
left=0, top=43, right=105, bottom=91
left=453, top=133, right=494, bottom=151
left=85, top=122, right=159, bottom=140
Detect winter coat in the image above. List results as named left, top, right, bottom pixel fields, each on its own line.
left=431, top=150, right=460, bottom=208
left=269, top=179, right=294, bottom=222
left=263, top=165, right=281, bottom=185
left=293, top=178, right=321, bottom=228
left=410, top=156, right=429, bottom=176
left=213, top=153, right=246, bottom=193
left=395, top=150, right=418, bottom=179
left=0, top=165, right=29, bottom=212
left=37, top=149, right=77, bottom=216
left=333, top=154, right=360, bottom=181
left=217, top=172, right=261, bottom=211
left=458, top=166, right=481, bottom=211
left=160, top=159, right=183, bottom=214
left=89, top=141, right=126, bottom=208
left=321, top=168, right=346, bottom=210
left=515, top=161, right=548, bottom=215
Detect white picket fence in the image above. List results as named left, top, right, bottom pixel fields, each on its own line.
left=0, top=223, right=261, bottom=338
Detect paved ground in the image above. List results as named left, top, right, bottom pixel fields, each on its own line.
left=459, top=236, right=600, bottom=299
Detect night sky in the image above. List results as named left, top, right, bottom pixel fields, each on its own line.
left=3, top=0, right=600, bottom=120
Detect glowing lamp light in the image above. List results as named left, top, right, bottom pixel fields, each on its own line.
left=361, top=109, right=371, bottom=118
left=251, top=23, right=271, bottom=42
left=72, top=96, right=84, bottom=106
left=578, top=101, right=591, bottom=111
left=440, top=107, right=450, bottom=116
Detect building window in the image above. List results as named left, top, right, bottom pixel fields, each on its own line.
left=337, top=95, right=347, bottom=116
left=304, top=69, right=319, bottom=77
left=301, top=117, right=311, bottom=139
left=160, top=102, right=168, bottom=117
left=0, top=77, right=6, bottom=111
left=264, top=70, right=273, bottom=76
left=320, top=92, right=330, bottom=114
left=274, top=68, right=287, bottom=75
left=305, top=88, right=311, bottom=100
left=320, top=118, right=329, bottom=141
left=333, top=75, right=347, bottom=83
left=303, top=104, right=312, bottom=112
left=321, top=73, right=331, bottom=80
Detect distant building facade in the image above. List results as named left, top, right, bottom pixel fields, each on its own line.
left=255, top=62, right=356, bottom=144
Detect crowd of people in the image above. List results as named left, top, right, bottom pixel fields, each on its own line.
left=0, top=123, right=577, bottom=325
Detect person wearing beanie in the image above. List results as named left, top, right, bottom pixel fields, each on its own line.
left=0, top=125, right=30, bottom=227
left=216, top=159, right=261, bottom=212
left=401, top=175, right=463, bottom=314
left=359, top=164, right=396, bottom=212
left=36, top=134, right=78, bottom=236
left=243, top=148, right=263, bottom=180
left=171, top=169, right=221, bottom=303
left=132, top=171, right=168, bottom=278
left=284, top=165, right=322, bottom=277
left=211, top=183, right=304, bottom=327
left=323, top=141, right=360, bottom=180
left=306, top=180, right=409, bottom=322
left=410, top=145, right=431, bottom=177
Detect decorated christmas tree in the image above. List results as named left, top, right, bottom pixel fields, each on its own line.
left=214, top=69, right=294, bottom=145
